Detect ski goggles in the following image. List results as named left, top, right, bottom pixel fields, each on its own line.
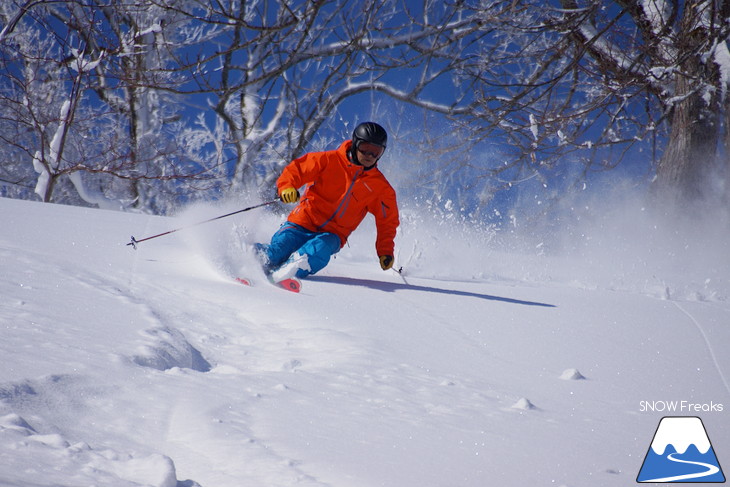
left=357, top=142, right=385, bottom=159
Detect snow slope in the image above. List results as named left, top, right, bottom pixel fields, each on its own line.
left=1, top=196, right=728, bottom=487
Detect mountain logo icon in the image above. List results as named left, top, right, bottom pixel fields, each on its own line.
left=637, top=416, right=726, bottom=483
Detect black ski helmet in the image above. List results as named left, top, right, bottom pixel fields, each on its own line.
left=352, top=122, right=387, bottom=152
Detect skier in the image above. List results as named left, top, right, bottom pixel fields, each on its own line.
left=258, top=122, right=400, bottom=281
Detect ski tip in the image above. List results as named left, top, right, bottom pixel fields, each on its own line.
left=277, top=278, right=301, bottom=293
left=235, top=277, right=252, bottom=286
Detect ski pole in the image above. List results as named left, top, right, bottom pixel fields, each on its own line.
left=391, top=265, right=409, bottom=285
left=127, top=199, right=278, bottom=249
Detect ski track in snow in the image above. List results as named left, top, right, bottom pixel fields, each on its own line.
left=1, top=197, right=729, bottom=486
left=672, top=301, right=730, bottom=395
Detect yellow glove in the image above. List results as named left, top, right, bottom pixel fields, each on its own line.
left=279, top=187, right=300, bottom=204
left=379, top=255, right=394, bottom=270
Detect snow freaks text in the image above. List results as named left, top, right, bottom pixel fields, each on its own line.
left=639, top=401, right=724, bottom=413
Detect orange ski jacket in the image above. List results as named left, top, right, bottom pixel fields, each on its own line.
left=276, top=140, right=399, bottom=256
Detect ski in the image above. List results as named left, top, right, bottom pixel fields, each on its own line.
left=234, top=276, right=301, bottom=293
left=268, top=275, right=302, bottom=293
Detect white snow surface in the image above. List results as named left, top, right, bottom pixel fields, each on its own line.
left=1, top=196, right=729, bottom=487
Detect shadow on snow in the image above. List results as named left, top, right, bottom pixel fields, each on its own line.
left=310, top=275, right=556, bottom=308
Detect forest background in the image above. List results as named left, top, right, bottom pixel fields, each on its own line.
left=2, top=0, right=729, bottom=228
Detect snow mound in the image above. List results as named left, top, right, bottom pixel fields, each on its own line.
left=511, top=397, right=537, bottom=411
left=559, top=368, right=586, bottom=381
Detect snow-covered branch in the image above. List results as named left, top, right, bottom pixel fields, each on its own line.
left=0, top=0, right=42, bottom=44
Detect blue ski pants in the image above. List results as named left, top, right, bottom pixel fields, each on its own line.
left=266, top=222, right=341, bottom=278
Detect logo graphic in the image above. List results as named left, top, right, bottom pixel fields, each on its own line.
left=637, top=416, right=725, bottom=483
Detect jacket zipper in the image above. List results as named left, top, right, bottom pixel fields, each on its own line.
left=317, top=167, right=363, bottom=231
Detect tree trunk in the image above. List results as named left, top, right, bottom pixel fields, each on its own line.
left=654, top=74, right=719, bottom=203
left=653, top=3, right=723, bottom=205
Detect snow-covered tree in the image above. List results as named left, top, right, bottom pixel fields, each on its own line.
left=457, top=1, right=730, bottom=209
left=0, top=11, right=92, bottom=204
left=54, top=1, right=202, bottom=212
left=0, top=1, right=199, bottom=211
left=1, top=0, right=483, bottom=211
left=560, top=0, right=730, bottom=205
left=155, top=0, right=482, bottom=197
